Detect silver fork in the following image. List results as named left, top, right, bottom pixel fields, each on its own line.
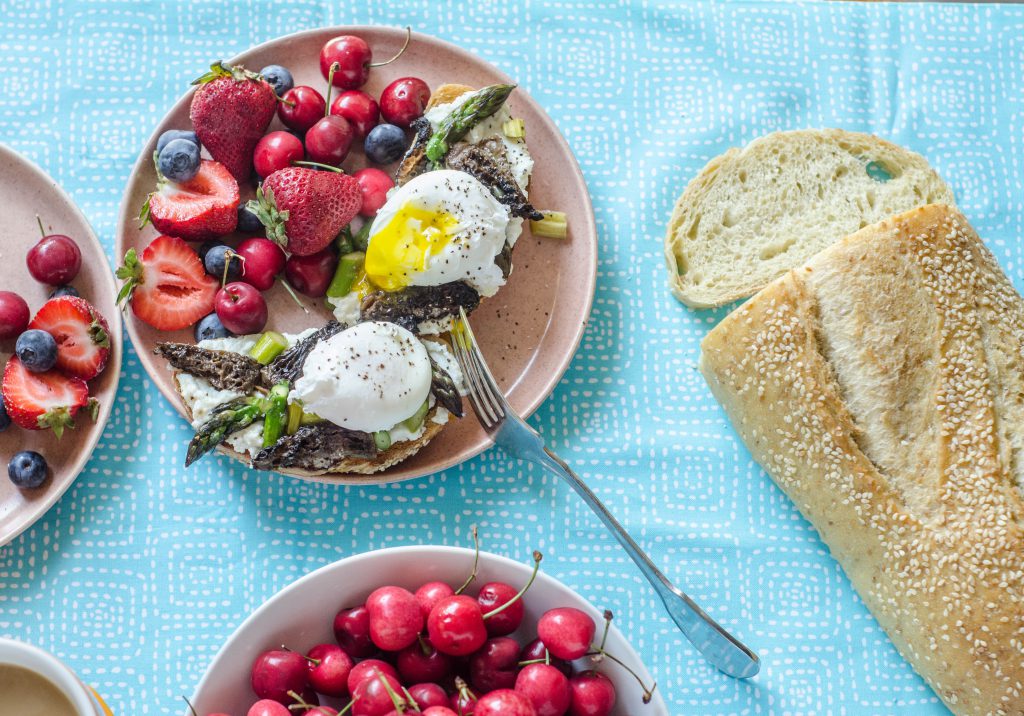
left=449, top=309, right=760, bottom=679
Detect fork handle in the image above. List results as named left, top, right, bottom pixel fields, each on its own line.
left=534, top=447, right=760, bottom=679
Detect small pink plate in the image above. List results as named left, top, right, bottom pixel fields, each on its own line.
left=115, top=27, right=597, bottom=484
left=0, top=144, right=123, bottom=546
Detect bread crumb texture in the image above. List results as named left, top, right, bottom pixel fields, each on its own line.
left=700, top=205, right=1024, bottom=716
left=666, top=129, right=954, bottom=308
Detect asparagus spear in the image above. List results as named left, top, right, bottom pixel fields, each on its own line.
left=424, top=84, right=515, bottom=163
left=261, top=382, right=290, bottom=447
left=185, top=397, right=264, bottom=466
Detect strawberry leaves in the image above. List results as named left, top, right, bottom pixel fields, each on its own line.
left=247, top=185, right=290, bottom=249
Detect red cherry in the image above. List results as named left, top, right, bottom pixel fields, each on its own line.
left=279, top=86, right=327, bottom=133
left=473, top=689, right=536, bottom=716
left=515, top=664, right=571, bottom=716
left=353, top=168, right=394, bottom=217
left=250, top=649, right=310, bottom=704
left=254, top=131, right=304, bottom=179
left=537, top=608, right=595, bottom=661
left=567, top=671, right=615, bottom=716
left=215, top=281, right=268, bottom=334
left=519, top=638, right=572, bottom=678
left=469, top=637, right=520, bottom=693
left=305, top=115, right=354, bottom=166
left=236, top=238, right=286, bottom=291
left=346, top=659, right=398, bottom=696
left=27, top=234, right=81, bottom=285
left=284, top=249, right=338, bottom=298
left=366, top=585, right=424, bottom=651
left=306, top=643, right=353, bottom=698
left=330, top=90, right=379, bottom=138
left=396, top=638, right=452, bottom=684
left=247, top=699, right=291, bottom=716
left=449, top=682, right=478, bottom=716
left=477, top=582, right=524, bottom=637
left=414, top=581, right=455, bottom=621
left=351, top=670, right=405, bottom=716
left=406, top=683, right=449, bottom=710
left=379, top=77, right=430, bottom=128
left=334, top=605, right=376, bottom=658
left=422, top=708, right=458, bottom=716
left=426, top=595, right=487, bottom=657
left=0, top=291, right=30, bottom=339
left=320, top=36, right=372, bottom=89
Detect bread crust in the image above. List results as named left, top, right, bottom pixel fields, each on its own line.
left=700, top=205, right=1024, bottom=716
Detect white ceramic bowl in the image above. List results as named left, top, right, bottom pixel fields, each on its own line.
left=189, top=546, right=667, bottom=715
left=0, top=638, right=110, bottom=715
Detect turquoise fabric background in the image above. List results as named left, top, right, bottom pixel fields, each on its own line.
left=1, top=1, right=1022, bottom=714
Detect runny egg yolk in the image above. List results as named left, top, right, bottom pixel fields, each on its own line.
left=364, top=202, right=459, bottom=291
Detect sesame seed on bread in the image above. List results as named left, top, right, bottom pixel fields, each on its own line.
left=700, top=205, right=1024, bottom=716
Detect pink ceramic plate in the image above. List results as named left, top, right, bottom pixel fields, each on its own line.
left=0, top=144, right=122, bottom=546
left=115, top=26, right=597, bottom=484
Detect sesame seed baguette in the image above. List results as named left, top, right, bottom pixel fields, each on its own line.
left=700, top=205, right=1024, bottom=716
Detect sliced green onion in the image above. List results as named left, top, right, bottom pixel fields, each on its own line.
left=249, top=331, right=288, bottom=365
left=300, top=411, right=323, bottom=426
left=326, top=251, right=366, bottom=298
left=502, top=118, right=525, bottom=139
left=401, top=400, right=430, bottom=432
left=286, top=402, right=303, bottom=435
left=530, top=211, right=568, bottom=239
left=261, top=382, right=289, bottom=447
left=373, top=430, right=392, bottom=452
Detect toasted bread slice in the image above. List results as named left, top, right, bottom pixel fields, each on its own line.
left=428, top=83, right=474, bottom=110
left=664, top=129, right=955, bottom=308
left=395, top=84, right=476, bottom=187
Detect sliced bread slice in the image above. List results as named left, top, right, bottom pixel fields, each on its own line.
left=664, top=129, right=955, bottom=308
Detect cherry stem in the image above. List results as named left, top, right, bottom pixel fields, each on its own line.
left=292, top=160, right=343, bottom=173
left=221, top=249, right=239, bottom=288
left=454, top=525, right=480, bottom=595
left=401, top=685, right=422, bottom=713
left=371, top=26, right=412, bottom=67
left=324, top=62, right=339, bottom=116
left=582, top=649, right=657, bottom=705
left=35, top=215, right=46, bottom=239
left=280, top=279, right=310, bottom=313
left=483, top=550, right=542, bottom=620
left=183, top=696, right=199, bottom=716
left=374, top=667, right=408, bottom=712
left=517, top=657, right=546, bottom=667
left=597, top=609, right=613, bottom=653
left=418, top=633, right=432, bottom=657
left=453, top=676, right=477, bottom=715
left=337, top=700, right=354, bottom=716
left=286, top=690, right=316, bottom=710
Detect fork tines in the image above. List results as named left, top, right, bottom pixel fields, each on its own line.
left=451, top=308, right=507, bottom=429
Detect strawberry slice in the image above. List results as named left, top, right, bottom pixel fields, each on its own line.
left=141, top=159, right=239, bottom=241
left=248, top=167, right=361, bottom=256
left=29, top=296, right=111, bottom=380
left=2, top=357, right=91, bottom=438
left=116, top=235, right=218, bottom=331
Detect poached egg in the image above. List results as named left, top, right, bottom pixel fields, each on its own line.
left=364, top=170, right=511, bottom=298
left=290, top=321, right=431, bottom=433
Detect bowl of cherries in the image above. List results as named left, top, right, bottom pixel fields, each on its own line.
left=186, top=543, right=666, bottom=716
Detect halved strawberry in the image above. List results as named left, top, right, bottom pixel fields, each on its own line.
left=3, top=357, right=91, bottom=438
left=28, top=296, right=111, bottom=380
left=141, top=159, right=239, bottom=241
left=116, top=235, right=218, bottom=331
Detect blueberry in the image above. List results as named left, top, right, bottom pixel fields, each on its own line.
left=204, top=244, right=242, bottom=282
left=8, top=451, right=48, bottom=489
left=194, top=313, right=231, bottom=342
left=198, top=240, right=221, bottom=263
left=364, top=124, right=407, bottom=165
left=0, top=396, right=9, bottom=433
left=237, top=205, right=262, bottom=233
left=260, top=64, right=294, bottom=97
left=156, top=129, right=201, bottom=154
left=15, top=329, right=57, bottom=372
left=49, top=285, right=79, bottom=299
left=158, top=138, right=201, bottom=183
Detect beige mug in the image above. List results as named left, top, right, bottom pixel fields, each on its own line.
left=0, top=637, right=111, bottom=715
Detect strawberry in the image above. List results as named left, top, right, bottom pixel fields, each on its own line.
left=29, top=296, right=111, bottom=381
left=140, top=159, right=239, bottom=241
left=248, top=167, right=361, bottom=256
left=116, top=235, right=218, bottom=331
left=3, top=357, right=91, bottom=438
left=190, top=61, right=277, bottom=181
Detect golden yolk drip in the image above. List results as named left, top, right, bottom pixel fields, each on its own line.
left=364, top=203, right=458, bottom=291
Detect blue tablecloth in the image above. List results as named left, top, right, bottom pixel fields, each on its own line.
left=2, top=1, right=1022, bottom=714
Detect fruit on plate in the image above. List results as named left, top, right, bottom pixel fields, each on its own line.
left=254, top=131, right=305, bottom=179
left=28, top=296, right=111, bottom=380
left=330, top=90, right=379, bottom=138
left=117, top=235, right=218, bottom=331
left=158, top=137, right=201, bottom=183
left=236, top=238, right=286, bottom=291
left=14, top=329, right=57, bottom=373
left=0, top=291, right=31, bottom=340
left=157, top=129, right=201, bottom=154
left=259, top=64, right=294, bottom=97
left=278, top=85, right=327, bottom=134
left=2, top=357, right=90, bottom=437
left=7, top=450, right=49, bottom=489
left=27, top=226, right=82, bottom=285
left=190, top=62, right=277, bottom=181
left=352, top=168, right=394, bottom=217
left=379, top=77, right=430, bottom=128
left=284, top=249, right=337, bottom=298
left=305, top=115, right=354, bottom=166
left=363, top=123, right=406, bottom=165
left=215, top=282, right=268, bottom=335
left=319, top=28, right=411, bottom=90
left=247, top=166, right=360, bottom=256
left=142, top=159, right=240, bottom=241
